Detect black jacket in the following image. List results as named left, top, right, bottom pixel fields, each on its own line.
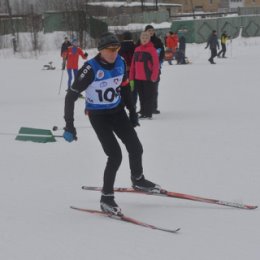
left=206, top=34, right=219, bottom=50
left=64, top=54, right=135, bottom=128
left=150, top=35, right=165, bottom=63
left=61, top=41, right=72, bottom=56
left=118, top=40, right=135, bottom=72
left=179, top=36, right=186, bottom=51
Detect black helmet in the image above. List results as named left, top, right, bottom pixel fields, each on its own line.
left=97, top=32, right=120, bottom=51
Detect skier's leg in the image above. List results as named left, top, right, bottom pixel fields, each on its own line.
left=88, top=114, right=122, bottom=195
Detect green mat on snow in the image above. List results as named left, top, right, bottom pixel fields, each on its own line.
left=15, top=127, right=57, bottom=143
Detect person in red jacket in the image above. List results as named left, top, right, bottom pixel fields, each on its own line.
left=62, top=38, right=87, bottom=90
left=165, top=31, right=175, bottom=65
left=129, top=31, right=160, bottom=119
left=165, top=31, right=179, bottom=65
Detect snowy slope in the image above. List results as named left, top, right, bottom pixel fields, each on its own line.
left=0, top=36, right=259, bottom=260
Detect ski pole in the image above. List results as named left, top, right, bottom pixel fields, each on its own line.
left=58, top=69, right=65, bottom=94
left=52, top=125, right=92, bottom=131
left=230, top=37, right=233, bottom=58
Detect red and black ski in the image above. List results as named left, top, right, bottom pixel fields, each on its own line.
left=70, top=206, right=180, bottom=234
left=81, top=186, right=257, bottom=210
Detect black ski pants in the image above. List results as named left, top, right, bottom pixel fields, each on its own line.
left=152, top=80, right=159, bottom=112
left=209, top=48, right=217, bottom=62
left=136, top=80, right=156, bottom=117
left=88, top=109, right=143, bottom=194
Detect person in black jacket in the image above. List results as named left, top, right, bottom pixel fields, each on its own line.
left=118, top=31, right=138, bottom=107
left=205, top=30, right=220, bottom=64
left=118, top=31, right=135, bottom=74
left=63, top=32, right=161, bottom=216
left=60, top=36, right=72, bottom=70
left=175, top=34, right=187, bottom=64
left=144, top=25, right=164, bottom=114
left=179, top=35, right=186, bottom=57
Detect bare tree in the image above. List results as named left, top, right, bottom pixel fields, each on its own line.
left=5, top=0, right=17, bottom=53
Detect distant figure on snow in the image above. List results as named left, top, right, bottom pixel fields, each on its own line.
left=217, top=31, right=229, bottom=58
left=60, top=36, right=72, bottom=70
left=62, top=38, right=88, bottom=90
left=205, top=30, right=220, bottom=64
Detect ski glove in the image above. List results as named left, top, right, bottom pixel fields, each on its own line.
left=129, top=80, right=135, bottom=92
left=63, top=126, right=77, bottom=142
left=129, top=111, right=140, bottom=128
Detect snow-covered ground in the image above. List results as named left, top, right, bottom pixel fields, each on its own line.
left=0, top=36, right=259, bottom=260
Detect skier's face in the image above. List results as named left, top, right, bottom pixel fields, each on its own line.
left=100, top=45, right=120, bottom=63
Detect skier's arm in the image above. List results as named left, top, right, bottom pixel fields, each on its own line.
left=64, top=63, right=94, bottom=140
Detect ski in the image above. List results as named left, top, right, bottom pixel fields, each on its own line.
left=82, top=186, right=257, bottom=210
left=70, top=206, right=180, bottom=234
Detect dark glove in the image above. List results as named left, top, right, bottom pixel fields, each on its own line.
left=84, top=52, right=88, bottom=58
left=63, top=125, right=77, bottom=142
left=129, top=112, right=140, bottom=128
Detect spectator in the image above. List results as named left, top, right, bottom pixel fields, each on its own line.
left=165, top=31, right=175, bottom=65
left=144, top=25, right=164, bottom=114
left=129, top=31, right=160, bottom=119
left=118, top=31, right=138, bottom=109
left=179, top=34, right=186, bottom=57
left=60, top=36, right=72, bottom=70
left=205, top=30, right=219, bottom=64
left=62, top=38, right=87, bottom=90
left=217, top=31, right=229, bottom=58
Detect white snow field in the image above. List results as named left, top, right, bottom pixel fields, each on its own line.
left=0, top=35, right=260, bottom=260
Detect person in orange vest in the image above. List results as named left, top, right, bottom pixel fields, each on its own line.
left=165, top=31, right=175, bottom=65
left=62, top=38, right=88, bottom=90
left=165, top=31, right=178, bottom=65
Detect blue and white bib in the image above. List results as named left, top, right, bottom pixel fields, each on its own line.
left=85, top=56, right=124, bottom=110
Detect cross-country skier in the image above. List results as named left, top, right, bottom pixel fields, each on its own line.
left=63, top=32, right=161, bottom=215
left=62, top=38, right=88, bottom=90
